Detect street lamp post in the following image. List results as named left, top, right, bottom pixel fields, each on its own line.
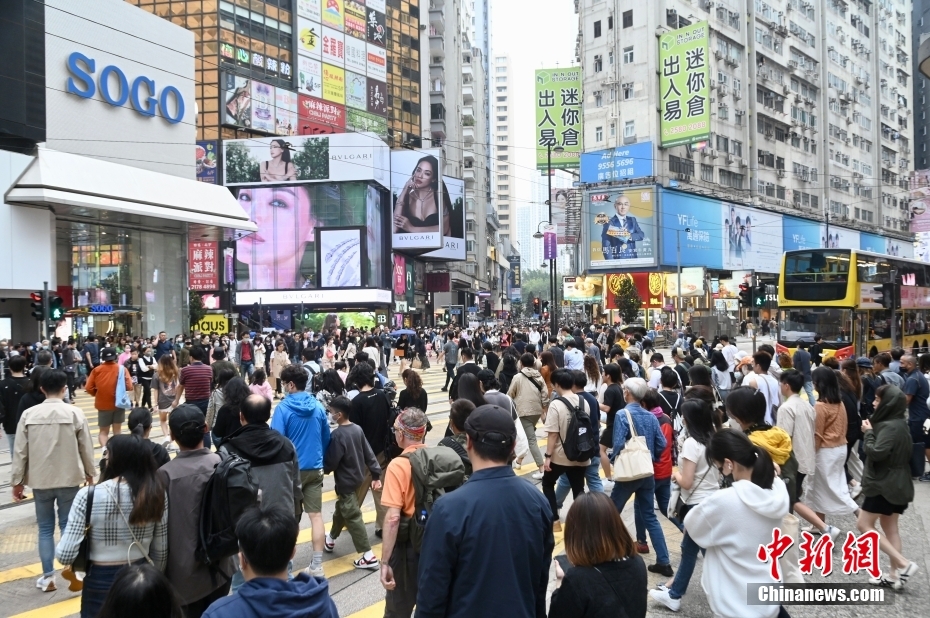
left=547, top=144, right=564, bottom=335
left=676, top=227, right=692, bottom=329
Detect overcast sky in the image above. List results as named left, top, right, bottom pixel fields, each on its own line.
left=490, top=0, right=578, bottom=212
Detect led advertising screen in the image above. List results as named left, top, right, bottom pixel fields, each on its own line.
left=586, top=188, right=657, bottom=269
left=234, top=182, right=386, bottom=291
left=390, top=149, right=444, bottom=250
left=223, top=132, right=389, bottom=188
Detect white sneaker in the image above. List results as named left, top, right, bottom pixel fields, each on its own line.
left=602, top=480, right=615, bottom=493
left=303, top=565, right=325, bottom=578
left=531, top=471, right=544, bottom=480
left=868, top=575, right=903, bottom=591
left=822, top=525, right=841, bottom=543
left=649, top=587, right=681, bottom=612
left=36, top=575, right=56, bottom=592
left=323, top=534, right=335, bottom=553
left=849, top=484, right=863, bottom=500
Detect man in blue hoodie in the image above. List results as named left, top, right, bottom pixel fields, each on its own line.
left=202, top=506, right=338, bottom=618
left=271, top=364, right=331, bottom=577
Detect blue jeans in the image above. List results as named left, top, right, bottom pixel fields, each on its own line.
left=555, top=458, right=603, bottom=508
left=240, top=361, right=254, bottom=378
left=803, top=381, right=815, bottom=405
left=610, top=476, right=670, bottom=566
left=636, top=476, right=671, bottom=543
left=669, top=531, right=703, bottom=599
left=34, top=486, right=80, bottom=576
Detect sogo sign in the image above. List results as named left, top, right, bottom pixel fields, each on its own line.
left=66, top=52, right=185, bottom=124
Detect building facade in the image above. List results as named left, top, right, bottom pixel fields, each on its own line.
left=576, top=0, right=914, bottom=245
left=491, top=54, right=514, bottom=240
left=914, top=0, right=930, bottom=170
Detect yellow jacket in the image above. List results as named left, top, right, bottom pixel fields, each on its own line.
left=747, top=425, right=793, bottom=466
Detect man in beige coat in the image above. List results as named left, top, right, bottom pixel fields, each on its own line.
left=11, top=369, right=95, bottom=593
left=507, top=352, right=548, bottom=480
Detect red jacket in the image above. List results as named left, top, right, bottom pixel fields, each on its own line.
left=649, top=407, right=674, bottom=480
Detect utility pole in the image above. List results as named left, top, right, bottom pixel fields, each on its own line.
left=890, top=269, right=898, bottom=349
left=42, top=281, right=50, bottom=340
left=547, top=145, right=557, bottom=336
left=750, top=271, right=757, bottom=354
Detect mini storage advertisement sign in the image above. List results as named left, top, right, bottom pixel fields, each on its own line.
left=659, top=22, right=711, bottom=148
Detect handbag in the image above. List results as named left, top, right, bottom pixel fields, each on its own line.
left=412, top=357, right=423, bottom=369
left=63, top=484, right=95, bottom=590
left=611, top=409, right=655, bottom=482
left=115, top=365, right=133, bottom=409
left=668, top=464, right=710, bottom=520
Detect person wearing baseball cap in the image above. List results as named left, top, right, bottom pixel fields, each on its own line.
left=416, top=404, right=554, bottom=618
left=85, top=346, right=133, bottom=448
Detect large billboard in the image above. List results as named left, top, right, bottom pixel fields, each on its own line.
left=659, top=22, right=711, bottom=148
left=580, top=142, right=654, bottom=184
left=722, top=203, right=783, bottom=271
left=422, top=177, right=466, bottom=260
left=296, top=0, right=388, bottom=139
left=535, top=68, right=582, bottom=170
left=222, top=74, right=299, bottom=136
left=233, top=182, right=386, bottom=291
left=587, top=187, right=657, bottom=269
left=603, top=273, right=665, bottom=310
left=563, top=275, right=603, bottom=302
left=390, top=149, right=444, bottom=250
left=222, top=132, right=389, bottom=188
left=551, top=188, right=582, bottom=245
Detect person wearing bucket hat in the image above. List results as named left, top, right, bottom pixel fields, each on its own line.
left=416, top=404, right=554, bottom=618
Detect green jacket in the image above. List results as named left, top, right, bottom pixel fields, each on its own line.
left=861, top=386, right=914, bottom=506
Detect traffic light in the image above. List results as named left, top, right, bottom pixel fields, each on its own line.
left=48, top=296, right=64, bottom=320
left=533, top=297, right=541, bottom=315
left=738, top=283, right=751, bottom=308
left=755, top=283, right=766, bottom=307
left=484, top=300, right=491, bottom=317
left=30, top=292, right=45, bottom=321
left=880, top=282, right=896, bottom=310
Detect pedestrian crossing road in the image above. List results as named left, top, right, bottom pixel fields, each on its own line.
left=0, top=358, right=927, bottom=617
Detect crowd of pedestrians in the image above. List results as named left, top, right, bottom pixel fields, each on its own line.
left=1, top=322, right=928, bottom=618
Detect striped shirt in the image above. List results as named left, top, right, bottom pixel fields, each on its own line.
left=179, top=361, right=213, bottom=402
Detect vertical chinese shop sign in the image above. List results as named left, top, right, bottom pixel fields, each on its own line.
left=659, top=21, right=711, bottom=148
left=189, top=242, right=219, bottom=291
left=534, top=68, right=582, bottom=170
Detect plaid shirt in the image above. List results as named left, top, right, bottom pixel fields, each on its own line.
left=56, top=479, right=167, bottom=571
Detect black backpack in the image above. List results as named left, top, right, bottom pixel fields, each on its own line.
left=196, top=451, right=261, bottom=569
left=553, top=396, right=598, bottom=462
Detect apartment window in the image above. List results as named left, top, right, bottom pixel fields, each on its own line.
left=498, top=174, right=508, bottom=180
left=622, top=82, right=634, bottom=99
left=595, top=126, right=603, bottom=141
left=719, top=169, right=744, bottom=189
left=594, top=20, right=601, bottom=38
left=701, top=164, right=715, bottom=182
left=731, top=140, right=743, bottom=157
left=623, top=10, right=633, bottom=28
left=594, top=54, right=603, bottom=72
left=610, top=123, right=616, bottom=137
left=498, top=165, right=509, bottom=171
left=624, top=120, right=635, bottom=138
left=718, top=105, right=729, bottom=120
left=623, top=46, right=634, bottom=64
left=497, top=184, right=508, bottom=190
left=497, top=136, right=507, bottom=142
left=496, top=145, right=507, bottom=151
left=609, top=86, right=616, bottom=101
left=608, top=15, right=613, bottom=29
left=497, top=96, right=507, bottom=101
left=495, top=76, right=506, bottom=83
left=497, top=106, right=507, bottom=111
left=497, top=87, right=506, bottom=92
left=669, top=155, right=695, bottom=176
left=497, top=125, right=507, bottom=132
left=716, top=135, right=729, bottom=151
left=594, top=92, right=603, bottom=107
left=496, top=66, right=506, bottom=73
left=497, top=115, right=507, bottom=121
left=608, top=51, right=614, bottom=65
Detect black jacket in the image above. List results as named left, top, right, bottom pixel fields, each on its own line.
left=221, top=423, right=302, bottom=518
left=0, top=376, right=30, bottom=434
left=450, top=362, right=481, bottom=400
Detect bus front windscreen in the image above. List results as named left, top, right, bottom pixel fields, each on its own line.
left=779, top=308, right=852, bottom=345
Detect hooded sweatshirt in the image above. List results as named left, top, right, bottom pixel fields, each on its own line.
left=684, top=477, right=790, bottom=618
left=649, top=406, right=674, bottom=479
left=221, top=423, right=302, bottom=519
left=270, top=391, right=331, bottom=471
left=861, top=386, right=914, bottom=507
left=202, top=574, right=338, bottom=618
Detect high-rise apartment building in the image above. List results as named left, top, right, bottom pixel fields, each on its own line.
left=914, top=0, right=930, bottom=170
left=576, top=0, right=914, bottom=241
left=491, top=54, right=514, bottom=240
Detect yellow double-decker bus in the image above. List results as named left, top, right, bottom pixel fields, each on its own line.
left=777, top=249, right=930, bottom=361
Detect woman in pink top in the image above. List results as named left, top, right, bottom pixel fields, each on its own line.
left=249, top=367, right=274, bottom=400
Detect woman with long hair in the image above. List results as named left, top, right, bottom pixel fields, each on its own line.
left=397, top=368, right=427, bottom=412
left=248, top=367, right=273, bottom=400
left=212, top=377, right=252, bottom=445
left=805, top=367, right=859, bottom=524
left=393, top=155, right=451, bottom=236
left=456, top=373, right=487, bottom=408
left=709, top=351, right=732, bottom=402
left=316, top=368, right=347, bottom=415
left=56, top=435, right=168, bottom=618
left=650, top=399, right=720, bottom=612
left=549, top=493, right=647, bottom=618
left=858, top=385, right=919, bottom=590
left=270, top=341, right=289, bottom=398
left=836, top=368, right=864, bottom=489
left=127, top=408, right=170, bottom=468
left=539, top=351, right=558, bottom=397
left=678, top=430, right=789, bottom=618
left=582, top=355, right=601, bottom=393
left=154, top=355, right=178, bottom=446
left=498, top=353, right=520, bottom=394
left=321, top=336, right=338, bottom=371
left=259, top=138, right=296, bottom=182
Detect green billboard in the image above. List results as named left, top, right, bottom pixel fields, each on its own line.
left=535, top=68, right=582, bottom=170
left=659, top=22, right=711, bottom=148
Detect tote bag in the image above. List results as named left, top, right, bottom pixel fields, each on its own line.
left=611, top=409, right=654, bottom=482
left=115, top=365, right=133, bottom=409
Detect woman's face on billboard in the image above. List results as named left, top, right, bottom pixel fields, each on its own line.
left=237, top=187, right=315, bottom=267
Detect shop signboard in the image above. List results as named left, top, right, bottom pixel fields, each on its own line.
left=534, top=68, right=582, bottom=170
left=825, top=227, right=859, bottom=251
left=658, top=22, right=711, bottom=148
left=345, top=71, right=367, bottom=110
left=346, top=108, right=388, bottom=138
left=422, top=177, right=467, bottom=260
left=782, top=216, right=822, bottom=252
left=236, top=289, right=392, bottom=306
left=367, top=8, right=387, bottom=46
left=188, top=241, right=219, bottom=290
left=721, top=203, right=782, bottom=272
left=664, top=267, right=704, bottom=298
left=223, top=132, right=388, bottom=187
left=323, top=0, right=345, bottom=30
left=579, top=142, right=654, bottom=184
left=885, top=237, right=912, bottom=258
left=406, top=262, right=416, bottom=306
left=298, top=95, right=345, bottom=134
left=393, top=254, right=406, bottom=295
left=297, top=0, right=322, bottom=21
left=196, top=141, right=218, bottom=183
left=587, top=187, right=656, bottom=268
left=425, top=273, right=451, bottom=292
left=860, top=232, right=885, bottom=254
left=275, top=89, right=298, bottom=136
left=197, top=315, right=228, bottom=335
left=250, top=80, right=276, bottom=133
left=563, top=275, right=603, bottom=302
left=603, top=272, right=664, bottom=309
left=345, top=2, right=367, bottom=39
left=390, top=148, right=444, bottom=250
left=298, top=57, right=324, bottom=98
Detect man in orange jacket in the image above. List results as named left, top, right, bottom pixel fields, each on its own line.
left=85, top=347, right=133, bottom=448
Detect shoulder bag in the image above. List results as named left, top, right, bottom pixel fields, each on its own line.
left=611, top=409, right=654, bottom=482
left=66, top=485, right=95, bottom=584
left=107, top=482, right=155, bottom=567
left=115, top=365, right=133, bottom=409
left=668, top=464, right=710, bottom=520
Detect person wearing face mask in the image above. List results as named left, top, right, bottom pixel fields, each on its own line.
left=138, top=347, right=157, bottom=410
left=236, top=333, right=256, bottom=379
